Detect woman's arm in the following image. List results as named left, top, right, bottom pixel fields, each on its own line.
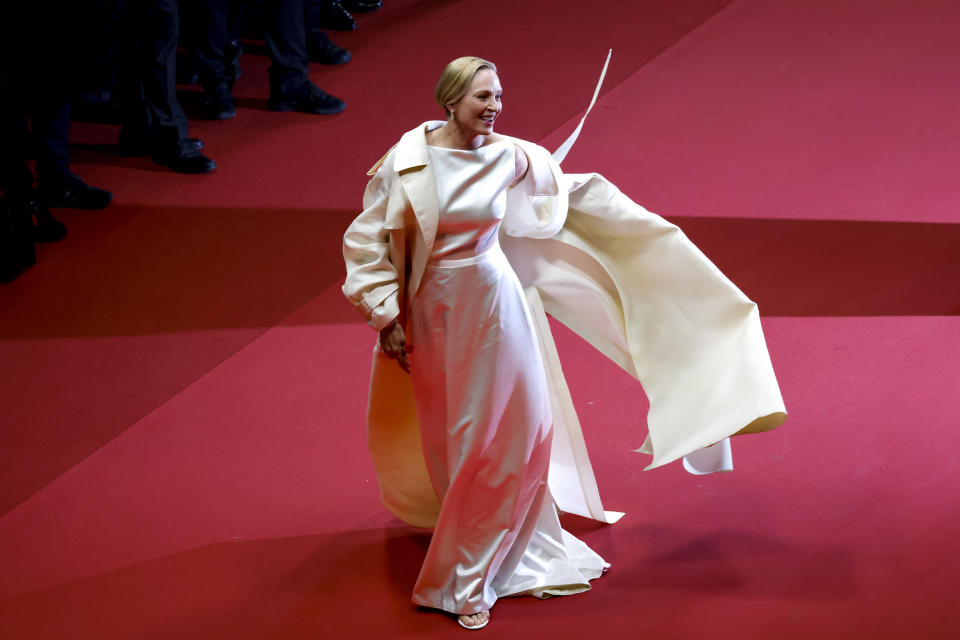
left=342, top=151, right=412, bottom=372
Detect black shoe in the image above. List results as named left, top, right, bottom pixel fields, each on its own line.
left=343, top=0, right=382, bottom=12
left=316, top=1, right=357, bottom=30
left=39, top=175, right=113, bottom=210
left=119, top=130, right=204, bottom=157
left=20, top=197, right=67, bottom=243
left=307, top=32, right=352, bottom=65
left=152, top=139, right=217, bottom=174
left=269, top=82, right=346, bottom=115
left=202, top=84, right=237, bottom=120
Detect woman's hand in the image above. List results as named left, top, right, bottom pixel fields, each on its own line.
left=379, top=321, right=411, bottom=373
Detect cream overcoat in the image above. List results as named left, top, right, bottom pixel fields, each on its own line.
left=343, top=122, right=787, bottom=528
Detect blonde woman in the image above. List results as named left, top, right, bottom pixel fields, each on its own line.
left=343, top=57, right=786, bottom=630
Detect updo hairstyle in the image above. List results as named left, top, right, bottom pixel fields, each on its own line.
left=434, top=56, right=498, bottom=117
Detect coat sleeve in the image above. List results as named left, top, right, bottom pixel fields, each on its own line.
left=342, top=153, right=402, bottom=331
left=507, top=172, right=786, bottom=471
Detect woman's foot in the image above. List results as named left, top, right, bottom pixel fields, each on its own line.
left=457, top=611, right=490, bottom=630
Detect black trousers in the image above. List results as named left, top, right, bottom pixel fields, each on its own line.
left=0, top=88, right=73, bottom=197
left=186, top=0, right=310, bottom=97
left=0, top=5, right=78, bottom=196
left=182, top=0, right=232, bottom=92
left=120, top=0, right=190, bottom=144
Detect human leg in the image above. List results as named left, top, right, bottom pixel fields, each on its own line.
left=264, top=0, right=345, bottom=114
left=189, top=0, right=237, bottom=119
left=120, top=0, right=216, bottom=173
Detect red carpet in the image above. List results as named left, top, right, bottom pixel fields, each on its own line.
left=1, top=1, right=958, bottom=638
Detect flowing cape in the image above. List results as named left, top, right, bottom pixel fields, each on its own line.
left=348, top=127, right=786, bottom=529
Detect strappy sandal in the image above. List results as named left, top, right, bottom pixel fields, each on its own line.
left=457, top=612, right=490, bottom=630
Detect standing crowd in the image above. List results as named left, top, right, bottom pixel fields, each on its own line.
left=1, top=0, right=382, bottom=284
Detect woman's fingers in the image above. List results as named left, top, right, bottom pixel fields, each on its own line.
left=394, top=338, right=411, bottom=373
left=387, top=343, right=411, bottom=373
left=379, top=323, right=411, bottom=373
left=397, top=350, right=411, bottom=373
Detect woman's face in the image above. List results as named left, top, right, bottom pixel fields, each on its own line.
left=448, top=69, right=502, bottom=137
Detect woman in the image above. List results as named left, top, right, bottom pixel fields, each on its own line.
left=343, top=57, right=786, bottom=630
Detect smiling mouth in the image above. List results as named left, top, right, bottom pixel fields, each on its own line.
left=480, top=115, right=496, bottom=124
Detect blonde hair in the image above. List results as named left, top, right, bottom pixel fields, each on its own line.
left=434, top=56, right=498, bottom=117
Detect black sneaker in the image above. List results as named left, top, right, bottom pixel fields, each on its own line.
left=39, top=175, right=113, bottom=210
left=307, top=32, right=352, bottom=65
left=21, top=198, right=67, bottom=243
left=202, top=84, right=237, bottom=120
left=269, top=82, right=346, bottom=115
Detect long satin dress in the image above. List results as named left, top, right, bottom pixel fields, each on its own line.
left=408, top=140, right=608, bottom=616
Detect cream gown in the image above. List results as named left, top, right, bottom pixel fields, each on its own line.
left=408, top=141, right=608, bottom=615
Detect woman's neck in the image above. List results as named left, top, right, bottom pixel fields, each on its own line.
left=429, top=121, right=488, bottom=150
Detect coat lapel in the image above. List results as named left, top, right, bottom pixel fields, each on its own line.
left=394, top=124, right=442, bottom=241
left=393, top=122, right=445, bottom=303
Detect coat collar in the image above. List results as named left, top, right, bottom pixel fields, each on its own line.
left=393, top=121, right=446, bottom=172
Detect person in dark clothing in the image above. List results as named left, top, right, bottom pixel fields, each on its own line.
left=190, top=0, right=346, bottom=120
left=181, top=0, right=242, bottom=119
left=0, top=3, right=113, bottom=211
left=307, top=29, right=352, bottom=66
left=265, top=0, right=347, bottom=113
left=0, top=2, right=112, bottom=279
left=118, top=0, right=217, bottom=174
